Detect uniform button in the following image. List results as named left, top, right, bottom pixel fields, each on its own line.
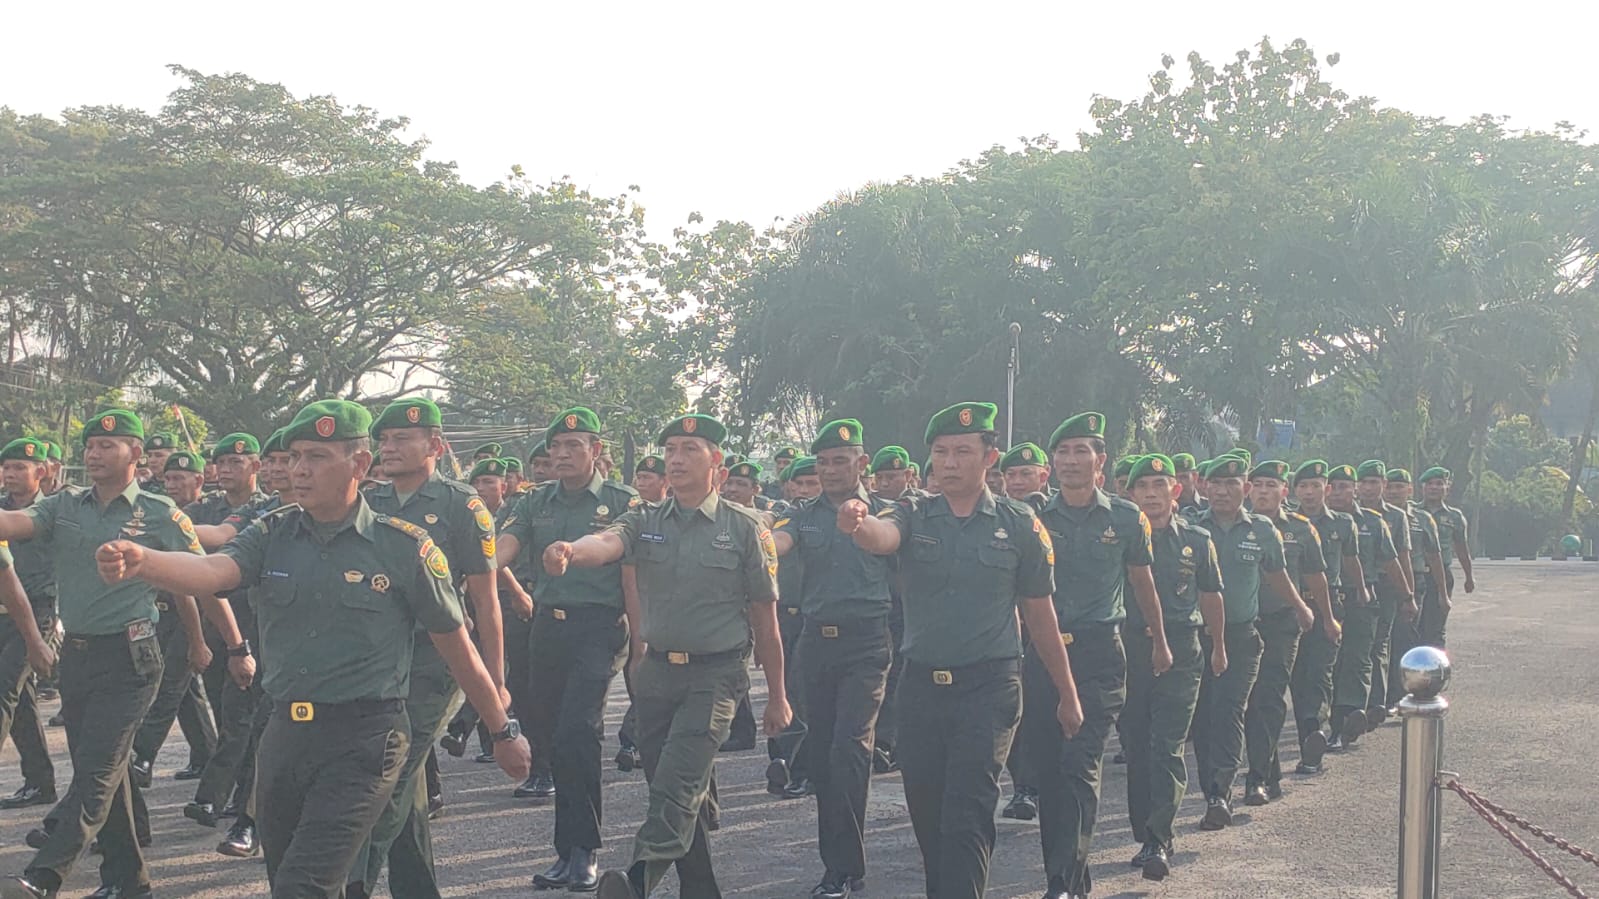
left=320, top=552, right=329, bottom=560
left=308, top=630, right=317, bottom=638
left=299, top=667, right=308, bottom=674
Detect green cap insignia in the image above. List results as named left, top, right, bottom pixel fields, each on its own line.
left=144, top=432, right=178, bottom=452
left=1207, top=456, right=1247, bottom=480
left=925, top=402, right=998, bottom=445
left=371, top=397, right=442, bottom=438
left=0, top=438, right=49, bottom=463
left=1000, top=442, right=1047, bottom=471
left=636, top=454, right=665, bottom=475
left=659, top=414, right=727, bottom=447
left=284, top=399, right=373, bottom=445
left=165, top=451, right=205, bottom=474
left=869, top=446, right=911, bottom=475
left=1356, top=459, right=1387, bottom=480
left=1250, top=460, right=1290, bottom=482
left=1128, top=454, right=1175, bottom=484
left=1294, top=459, right=1329, bottom=483
left=727, top=461, right=762, bottom=482
left=811, top=418, right=865, bottom=454
left=548, top=407, right=601, bottom=438
left=1047, top=411, right=1105, bottom=450
left=469, top=458, right=507, bottom=480
left=211, top=433, right=260, bottom=460
left=84, top=409, right=144, bottom=445
left=1328, top=464, right=1357, bottom=483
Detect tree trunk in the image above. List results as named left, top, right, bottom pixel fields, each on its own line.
left=1560, top=366, right=1599, bottom=521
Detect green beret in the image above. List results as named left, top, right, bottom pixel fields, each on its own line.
left=1356, top=459, right=1387, bottom=480
left=0, top=438, right=48, bottom=463
left=1328, top=464, right=1358, bottom=483
left=1294, top=459, right=1330, bottom=482
left=1127, top=453, right=1175, bottom=483
left=371, top=397, right=441, bottom=437
left=144, top=432, right=178, bottom=452
left=164, top=451, right=205, bottom=474
left=84, top=409, right=144, bottom=445
left=1172, top=453, right=1197, bottom=473
left=786, top=456, right=817, bottom=480
left=1113, top=456, right=1137, bottom=478
left=474, top=442, right=504, bottom=458
left=1207, top=456, right=1248, bottom=479
left=659, top=414, right=727, bottom=446
left=811, top=419, right=865, bottom=454
left=529, top=440, right=550, bottom=461
left=261, top=428, right=288, bottom=456
left=45, top=441, right=63, bottom=462
left=1250, top=460, right=1290, bottom=482
left=1228, top=447, right=1254, bottom=465
left=727, top=461, right=762, bottom=482
left=869, top=446, right=911, bottom=475
left=1047, top=412, right=1106, bottom=450
left=1386, top=467, right=1412, bottom=484
left=774, top=446, right=801, bottom=463
left=211, top=433, right=260, bottom=459
left=548, top=407, right=601, bottom=438
left=1000, top=442, right=1048, bottom=471
left=283, top=399, right=373, bottom=445
left=635, top=454, right=665, bottom=475
left=1419, top=466, right=1451, bottom=483
left=501, top=457, right=523, bottom=473
left=469, top=458, right=508, bottom=480
left=925, top=402, right=998, bottom=444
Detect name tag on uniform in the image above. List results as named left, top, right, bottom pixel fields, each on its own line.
left=266, top=570, right=291, bottom=579
left=530, top=518, right=557, bottom=527
left=799, top=524, right=822, bottom=532
left=912, top=535, right=940, bottom=547
left=639, top=533, right=666, bottom=543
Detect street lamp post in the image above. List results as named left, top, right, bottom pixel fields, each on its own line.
left=1006, top=322, right=1021, bottom=447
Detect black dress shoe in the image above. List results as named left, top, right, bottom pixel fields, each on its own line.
left=84, top=885, right=152, bottom=898
left=1266, top=781, right=1284, bottom=801
left=0, top=785, right=57, bottom=809
left=532, top=855, right=571, bottom=889
left=184, top=801, right=219, bottom=828
left=474, top=751, right=497, bottom=764
left=614, top=745, right=640, bottom=772
left=1300, top=729, right=1328, bottom=770
left=1141, top=842, right=1171, bottom=881
left=1243, top=784, right=1269, bottom=806
left=217, top=821, right=258, bottom=858
left=765, top=758, right=790, bottom=796
left=566, top=848, right=599, bottom=892
left=439, top=731, right=467, bottom=758
left=1130, top=842, right=1157, bottom=867
left=0, top=874, right=55, bottom=899
left=1200, top=796, right=1233, bottom=830
left=173, top=763, right=204, bottom=781
left=1366, top=706, right=1388, bottom=728
left=782, top=777, right=815, bottom=800
left=1000, top=788, right=1037, bottom=821
left=1042, top=876, right=1069, bottom=899
left=129, top=759, right=152, bottom=789
left=217, top=799, right=241, bottom=819
left=514, top=772, right=556, bottom=798
left=810, top=871, right=850, bottom=898
left=872, top=746, right=897, bottom=774
left=593, top=871, right=638, bottom=899
left=427, top=794, right=445, bottom=819
left=1339, top=709, right=1366, bottom=747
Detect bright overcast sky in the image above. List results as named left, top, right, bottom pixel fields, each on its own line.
left=7, top=1, right=1596, bottom=238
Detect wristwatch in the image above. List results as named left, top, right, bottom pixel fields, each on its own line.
left=490, top=719, right=522, bottom=744
left=226, top=640, right=252, bottom=658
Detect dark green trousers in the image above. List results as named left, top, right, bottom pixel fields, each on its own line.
left=1023, top=627, right=1125, bottom=894
left=1365, top=577, right=1403, bottom=714
left=1193, top=623, right=1262, bottom=801
left=0, top=610, right=59, bottom=792
left=1120, top=625, right=1202, bottom=847
left=28, top=632, right=162, bottom=893
left=258, top=699, right=409, bottom=898
left=1245, top=609, right=1303, bottom=788
left=631, top=651, right=747, bottom=899
left=1290, top=593, right=1344, bottom=746
left=766, top=607, right=808, bottom=781
left=1331, top=586, right=1380, bottom=733
left=131, top=605, right=217, bottom=769
left=797, top=618, right=891, bottom=880
left=898, top=657, right=1021, bottom=899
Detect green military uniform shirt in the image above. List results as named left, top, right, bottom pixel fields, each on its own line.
left=1037, top=488, right=1153, bottom=628
left=500, top=471, right=637, bottom=611
left=1427, top=503, right=1467, bottom=568
left=220, top=498, right=465, bottom=703
left=364, top=470, right=496, bottom=621
left=1375, top=502, right=1411, bottom=562
left=1350, top=506, right=1398, bottom=586
left=1195, top=508, right=1286, bottom=624
left=885, top=490, right=1055, bottom=667
left=1304, top=508, right=1359, bottom=589
left=1146, top=517, right=1223, bottom=629
left=1407, top=503, right=1442, bottom=574
left=24, top=483, right=203, bottom=635
left=774, top=486, right=893, bottom=622
left=606, top=491, right=778, bottom=654
left=1261, top=510, right=1326, bottom=612
left=188, top=490, right=270, bottom=528
left=1, top=491, right=55, bottom=610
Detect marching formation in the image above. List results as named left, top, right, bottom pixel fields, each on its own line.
left=0, top=396, right=1474, bottom=899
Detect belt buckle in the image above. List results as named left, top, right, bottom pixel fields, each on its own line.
left=69, top=638, right=88, bottom=651
left=821, top=625, right=840, bottom=639
left=290, top=702, right=315, bottom=723
left=1061, top=633, right=1074, bottom=647
left=667, top=651, right=690, bottom=665
left=553, top=608, right=567, bottom=621
left=932, top=669, right=954, bottom=685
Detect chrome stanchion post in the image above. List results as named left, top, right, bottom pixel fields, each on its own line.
left=1397, top=646, right=1451, bottom=899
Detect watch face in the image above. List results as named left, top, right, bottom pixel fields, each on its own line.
left=498, top=719, right=522, bottom=742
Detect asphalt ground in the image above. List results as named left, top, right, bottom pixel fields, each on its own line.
left=4, top=559, right=1598, bottom=898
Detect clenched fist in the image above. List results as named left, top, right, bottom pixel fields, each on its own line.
left=543, top=541, right=575, bottom=576
left=97, top=540, right=147, bottom=584
left=837, top=498, right=869, bottom=535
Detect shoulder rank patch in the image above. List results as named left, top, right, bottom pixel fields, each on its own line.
left=467, top=496, right=494, bottom=534
left=422, top=538, right=450, bottom=579
left=381, top=514, right=432, bottom=543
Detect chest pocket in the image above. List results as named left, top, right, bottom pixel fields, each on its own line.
left=978, top=542, right=1019, bottom=595
left=635, top=540, right=671, bottom=565
left=699, top=547, right=740, bottom=574
left=258, top=578, right=297, bottom=609
left=340, top=581, right=391, bottom=613
left=909, top=537, right=942, bottom=565
left=799, top=528, right=829, bottom=550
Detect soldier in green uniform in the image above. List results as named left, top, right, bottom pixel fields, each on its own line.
left=716, top=459, right=768, bottom=752
left=1383, top=470, right=1448, bottom=713
left=612, top=454, right=668, bottom=775
left=996, top=444, right=1046, bottom=822
left=842, top=402, right=1083, bottom=899
left=1172, top=454, right=1205, bottom=516
left=1111, top=456, right=1136, bottom=498
left=137, top=433, right=179, bottom=495
left=770, top=420, right=894, bottom=898
left=0, top=438, right=62, bottom=812
left=1027, top=416, right=1168, bottom=899
left=493, top=407, right=638, bottom=891
left=720, top=459, right=762, bottom=509
left=95, top=399, right=529, bottom=899
left=1418, top=466, right=1472, bottom=646
left=0, top=411, right=251, bottom=899
left=764, top=447, right=800, bottom=501
left=633, top=455, right=668, bottom=505
left=1325, top=465, right=1403, bottom=749
left=39, top=441, right=65, bottom=496
left=1192, top=456, right=1301, bottom=830
left=1120, top=454, right=1226, bottom=880
left=544, top=413, right=789, bottom=899
left=1355, top=461, right=1416, bottom=731
left=529, top=441, right=554, bottom=485
left=861, top=449, right=912, bottom=773
left=1001, top=442, right=1051, bottom=501
left=492, top=460, right=552, bottom=796
left=1241, top=461, right=1325, bottom=806
left=763, top=454, right=811, bottom=801
left=441, top=457, right=516, bottom=764
left=353, top=397, right=505, bottom=899
left=868, top=446, right=914, bottom=500
left=473, top=442, right=504, bottom=463
left=1286, top=461, right=1361, bottom=774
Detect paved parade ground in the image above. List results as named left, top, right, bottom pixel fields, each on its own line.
left=3, top=559, right=1597, bottom=898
